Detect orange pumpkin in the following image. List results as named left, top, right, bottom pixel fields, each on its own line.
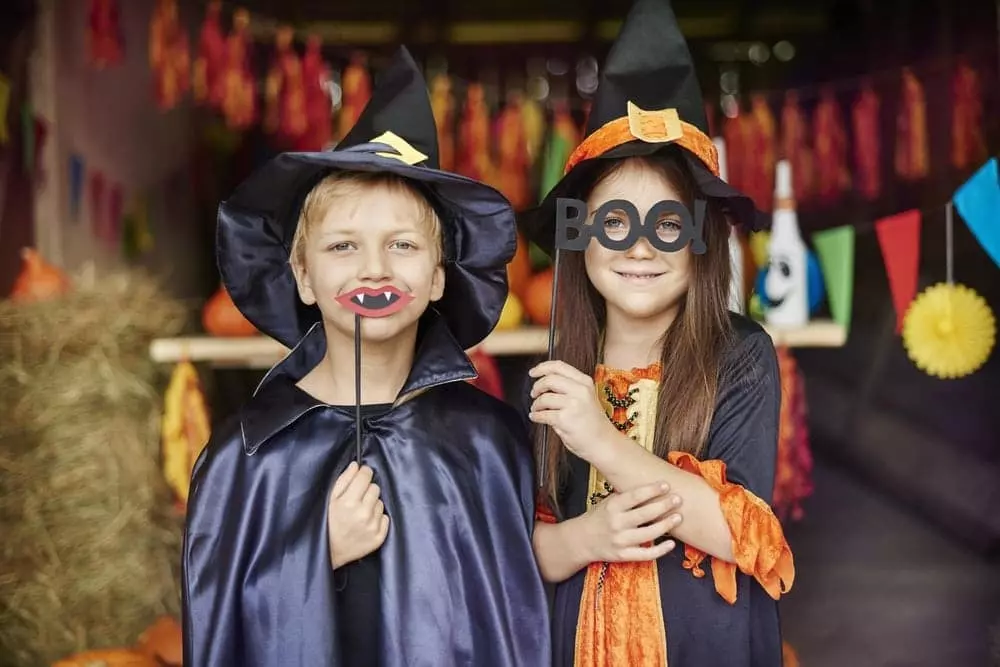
left=51, top=648, right=159, bottom=667
left=136, top=615, right=183, bottom=666
left=9, top=247, right=72, bottom=302
left=202, top=282, right=258, bottom=336
left=506, top=233, right=533, bottom=302
left=522, top=267, right=553, bottom=326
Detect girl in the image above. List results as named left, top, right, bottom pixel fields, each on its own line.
left=521, top=1, right=795, bottom=665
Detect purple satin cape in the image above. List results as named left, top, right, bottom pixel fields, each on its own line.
left=182, top=316, right=551, bottom=666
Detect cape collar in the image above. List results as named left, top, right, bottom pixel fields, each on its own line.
left=240, top=311, right=477, bottom=455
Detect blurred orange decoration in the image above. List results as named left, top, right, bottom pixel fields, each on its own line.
left=220, top=9, right=257, bottom=129
left=87, top=0, right=124, bottom=69
left=202, top=283, right=258, bottom=336
left=9, top=248, right=72, bottom=302
left=192, top=0, right=226, bottom=108
left=337, top=52, right=372, bottom=141
left=264, top=26, right=308, bottom=146
left=300, top=35, right=334, bottom=151
left=507, top=233, right=533, bottom=302
left=148, top=0, right=191, bottom=111
left=523, top=268, right=553, bottom=326
left=135, top=616, right=183, bottom=666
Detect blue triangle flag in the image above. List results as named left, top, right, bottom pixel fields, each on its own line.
left=954, top=157, right=1000, bottom=269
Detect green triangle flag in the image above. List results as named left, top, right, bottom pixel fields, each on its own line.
left=539, top=130, right=571, bottom=201
left=812, top=225, right=856, bottom=330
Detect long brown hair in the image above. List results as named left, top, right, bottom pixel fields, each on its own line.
left=538, top=148, right=735, bottom=509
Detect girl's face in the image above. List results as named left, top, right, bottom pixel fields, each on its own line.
left=584, top=158, right=691, bottom=327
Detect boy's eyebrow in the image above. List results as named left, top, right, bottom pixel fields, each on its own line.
left=317, top=225, right=429, bottom=238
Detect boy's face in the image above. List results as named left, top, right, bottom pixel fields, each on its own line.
left=293, top=182, right=445, bottom=344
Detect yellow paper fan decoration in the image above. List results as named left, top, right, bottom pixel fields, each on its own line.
left=902, top=283, right=996, bottom=379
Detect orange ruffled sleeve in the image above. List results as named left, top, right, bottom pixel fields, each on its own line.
left=667, top=451, right=795, bottom=605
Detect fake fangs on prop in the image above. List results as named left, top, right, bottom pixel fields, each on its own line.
left=335, top=286, right=414, bottom=317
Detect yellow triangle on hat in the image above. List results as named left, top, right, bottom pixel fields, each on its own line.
left=371, top=131, right=428, bottom=166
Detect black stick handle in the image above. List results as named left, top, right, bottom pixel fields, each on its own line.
left=355, top=313, right=362, bottom=464
left=538, top=247, right=561, bottom=488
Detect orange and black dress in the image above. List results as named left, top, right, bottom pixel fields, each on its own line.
left=536, top=316, right=795, bottom=667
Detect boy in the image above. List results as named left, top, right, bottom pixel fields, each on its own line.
left=182, top=46, right=550, bottom=667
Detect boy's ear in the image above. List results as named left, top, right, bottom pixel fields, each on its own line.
left=429, top=264, right=445, bottom=303
left=291, top=257, right=317, bottom=306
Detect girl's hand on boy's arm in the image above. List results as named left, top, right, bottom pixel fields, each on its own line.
left=527, top=360, right=623, bottom=465
left=327, top=462, right=389, bottom=570
left=532, top=482, right=681, bottom=582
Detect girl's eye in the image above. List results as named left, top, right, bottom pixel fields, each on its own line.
left=657, top=218, right=682, bottom=231
left=603, top=216, right=625, bottom=229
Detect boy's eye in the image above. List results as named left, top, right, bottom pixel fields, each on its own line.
left=327, top=242, right=354, bottom=252
left=390, top=240, right=417, bottom=251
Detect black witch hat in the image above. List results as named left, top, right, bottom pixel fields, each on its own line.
left=520, top=0, right=763, bottom=257
left=216, top=46, right=515, bottom=350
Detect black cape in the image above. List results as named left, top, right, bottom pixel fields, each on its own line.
left=182, top=315, right=551, bottom=666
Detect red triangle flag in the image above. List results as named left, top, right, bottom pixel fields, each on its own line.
left=875, top=209, right=921, bottom=333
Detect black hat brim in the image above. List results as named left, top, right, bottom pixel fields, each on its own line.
left=218, top=149, right=515, bottom=350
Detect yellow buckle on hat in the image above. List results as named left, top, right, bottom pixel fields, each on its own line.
left=626, top=101, right=683, bottom=144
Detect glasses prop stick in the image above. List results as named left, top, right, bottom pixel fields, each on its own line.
left=336, top=286, right=416, bottom=463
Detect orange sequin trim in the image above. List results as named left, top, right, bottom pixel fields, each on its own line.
left=667, top=451, right=796, bottom=604
left=575, top=560, right=667, bottom=667
left=575, top=362, right=668, bottom=667
left=565, top=117, right=720, bottom=177
left=593, top=363, right=662, bottom=388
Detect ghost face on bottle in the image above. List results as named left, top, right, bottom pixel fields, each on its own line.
left=765, top=254, right=794, bottom=308
left=763, top=249, right=808, bottom=326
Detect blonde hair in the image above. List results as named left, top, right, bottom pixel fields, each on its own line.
left=290, top=171, right=443, bottom=271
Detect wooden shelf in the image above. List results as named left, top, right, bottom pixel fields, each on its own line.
left=149, top=321, right=845, bottom=368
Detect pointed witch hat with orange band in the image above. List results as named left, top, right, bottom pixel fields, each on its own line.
left=520, top=0, right=764, bottom=257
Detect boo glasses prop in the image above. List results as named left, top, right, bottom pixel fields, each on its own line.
left=555, top=197, right=707, bottom=254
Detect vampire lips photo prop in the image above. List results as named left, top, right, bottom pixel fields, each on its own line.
left=335, top=286, right=415, bottom=318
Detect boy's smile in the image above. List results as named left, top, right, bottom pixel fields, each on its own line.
left=336, top=286, right=415, bottom=318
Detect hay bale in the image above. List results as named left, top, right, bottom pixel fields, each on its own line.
left=0, top=268, right=189, bottom=667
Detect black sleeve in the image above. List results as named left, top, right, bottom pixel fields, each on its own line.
left=704, top=330, right=782, bottom=503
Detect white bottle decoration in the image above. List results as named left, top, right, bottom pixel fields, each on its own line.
left=714, top=137, right=744, bottom=314
left=764, top=160, right=809, bottom=328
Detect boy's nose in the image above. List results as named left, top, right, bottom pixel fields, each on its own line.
left=358, top=247, right=391, bottom=281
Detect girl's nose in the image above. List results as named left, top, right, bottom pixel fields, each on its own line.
left=624, top=236, right=656, bottom=259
